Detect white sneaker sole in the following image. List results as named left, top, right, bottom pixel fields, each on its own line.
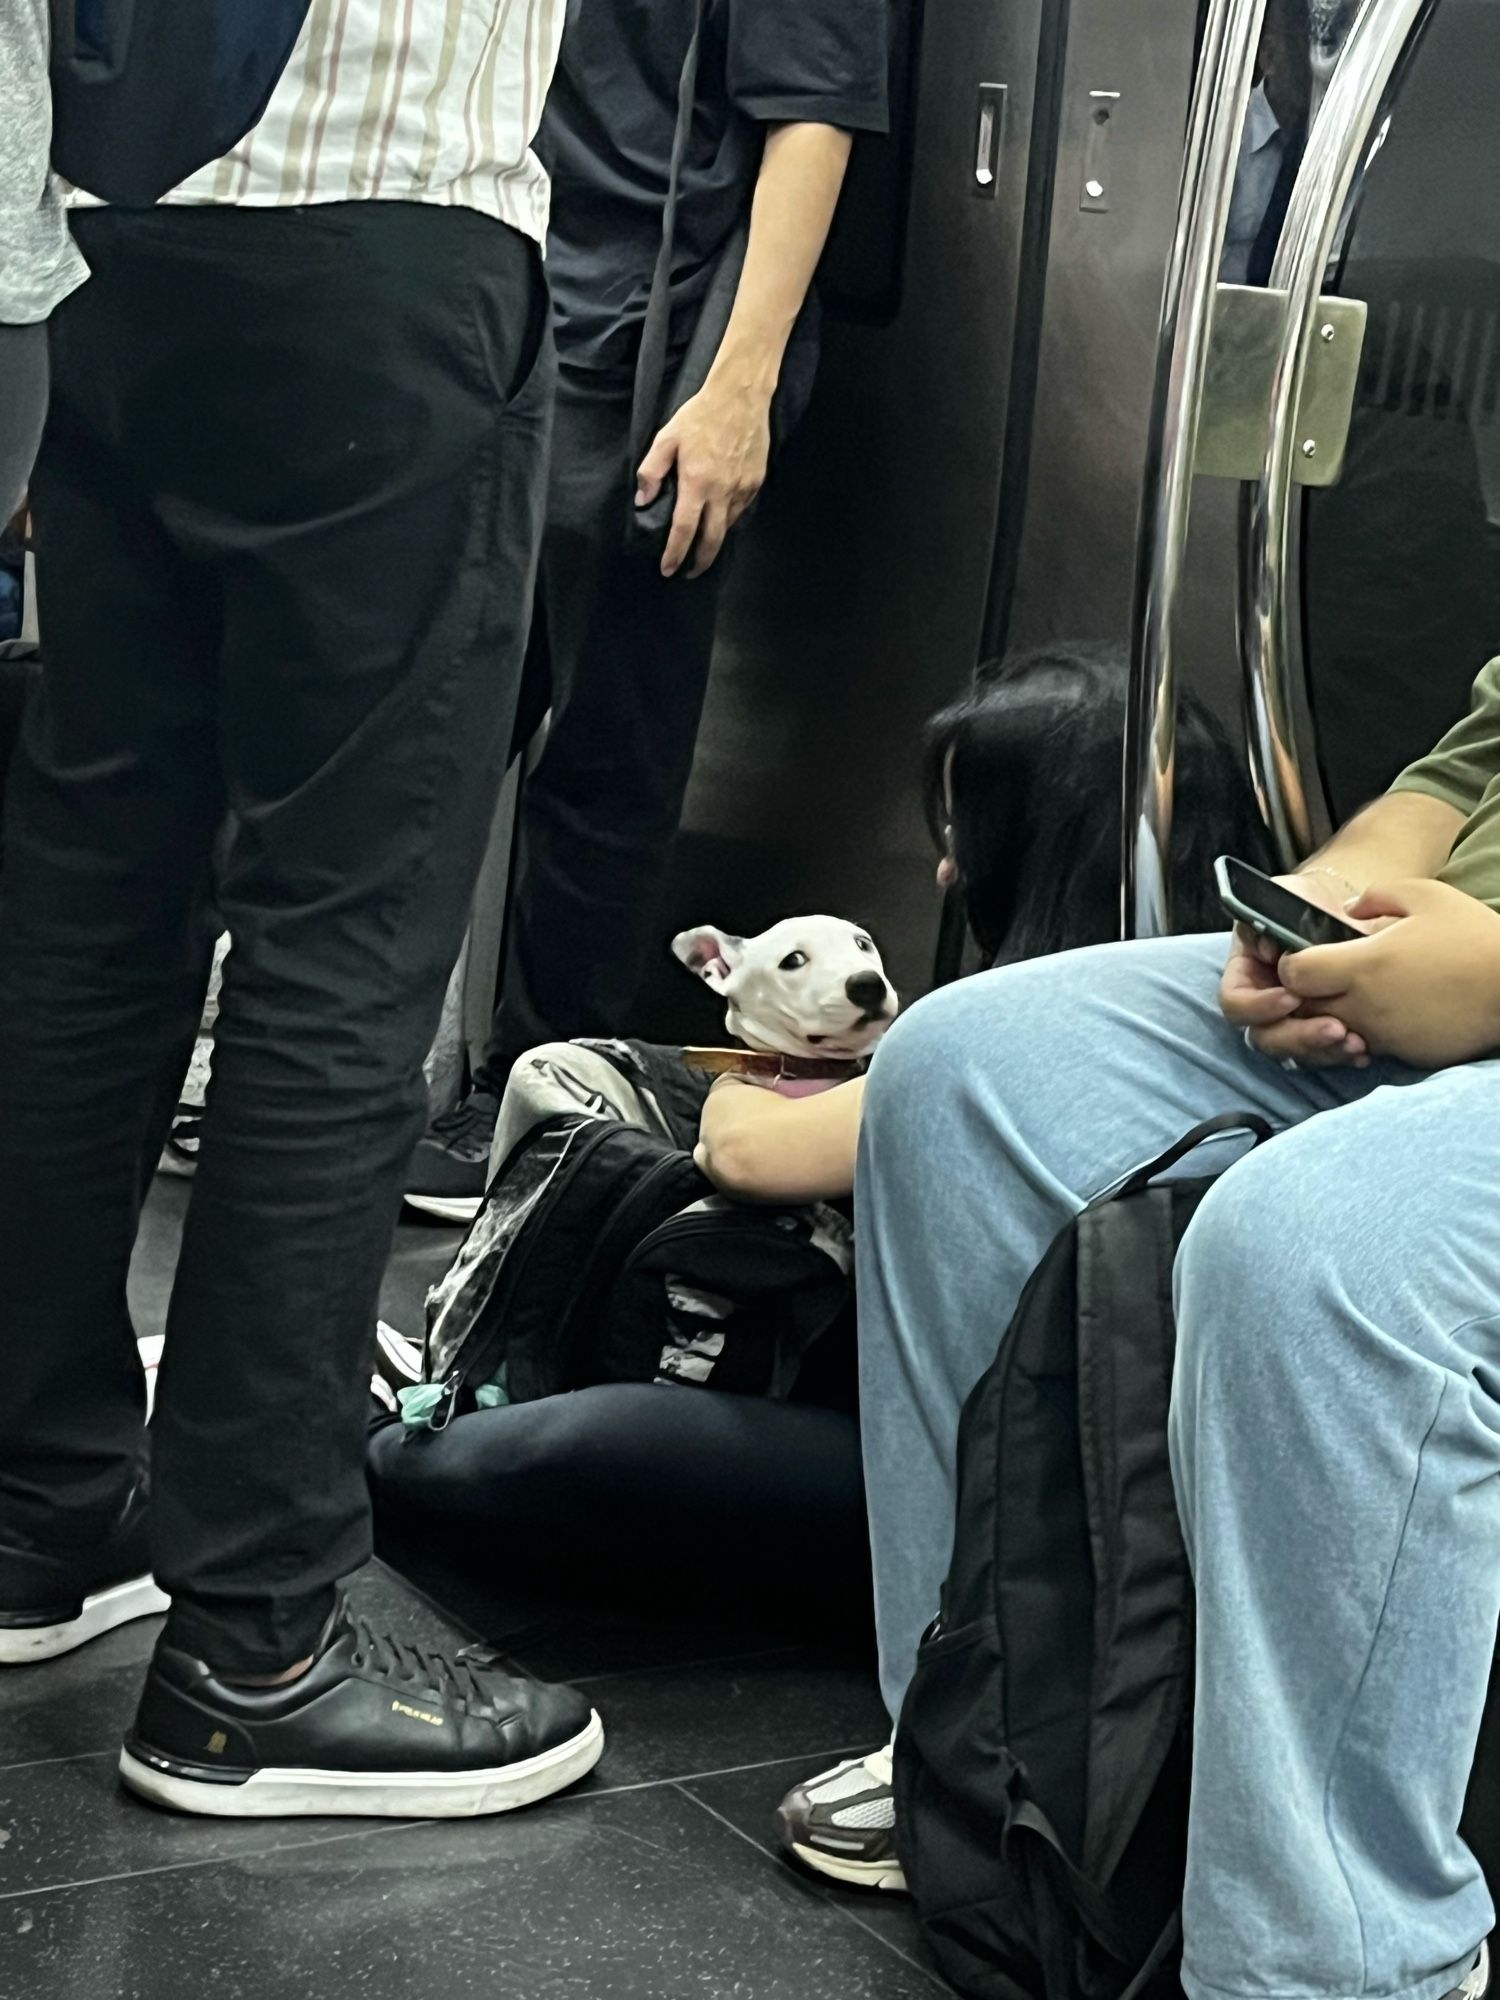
left=119, top=1707, right=605, bottom=1819
left=789, top=1840, right=909, bottom=1894
left=403, top=1192, right=483, bottom=1226
left=0, top=1574, right=171, bottom=1666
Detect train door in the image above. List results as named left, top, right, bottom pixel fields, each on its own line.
left=636, top=0, right=1201, bottom=1038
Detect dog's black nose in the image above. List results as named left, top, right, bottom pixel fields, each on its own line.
left=846, top=971, right=888, bottom=1013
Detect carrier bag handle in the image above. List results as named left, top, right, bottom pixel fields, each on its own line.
left=1103, top=1111, right=1274, bottom=1207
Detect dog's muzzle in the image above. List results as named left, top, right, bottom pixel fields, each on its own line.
left=845, top=972, right=890, bottom=1028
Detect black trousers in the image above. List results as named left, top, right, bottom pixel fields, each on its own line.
left=368, top=1385, right=870, bottom=1613
left=0, top=204, right=551, bottom=1674
left=1, top=320, right=49, bottom=520
left=480, top=373, right=727, bottom=1081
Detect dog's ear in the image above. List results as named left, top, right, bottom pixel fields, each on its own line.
left=672, top=926, right=745, bottom=993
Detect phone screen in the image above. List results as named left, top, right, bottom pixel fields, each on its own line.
left=1218, top=858, right=1364, bottom=949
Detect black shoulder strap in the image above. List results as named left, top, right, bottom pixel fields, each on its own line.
left=627, top=0, right=713, bottom=482
left=1075, top=1186, right=1192, bottom=1886
left=1097, top=1111, right=1273, bottom=1207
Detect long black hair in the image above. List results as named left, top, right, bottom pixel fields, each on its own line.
left=922, top=641, right=1275, bottom=966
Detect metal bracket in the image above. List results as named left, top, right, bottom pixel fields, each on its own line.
left=1080, top=90, right=1121, bottom=212
left=972, top=83, right=1007, bottom=199
left=1194, top=285, right=1368, bottom=487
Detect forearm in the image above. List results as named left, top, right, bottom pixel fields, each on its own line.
left=1312, top=790, right=1464, bottom=891
left=695, top=1076, right=864, bottom=1204
left=706, top=122, right=852, bottom=402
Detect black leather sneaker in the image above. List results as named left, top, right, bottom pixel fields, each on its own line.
left=0, top=1485, right=169, bottom=1667
left=120, top=1610, right=604, bottom=1818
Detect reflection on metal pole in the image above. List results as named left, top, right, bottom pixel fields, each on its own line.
left=1122, top=0, right=1268, bottom=939
left=1240, top=0, right=1433, bottom=867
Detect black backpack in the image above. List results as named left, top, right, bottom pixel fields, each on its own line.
left=894, top=1114, right=1271, bottom=2000
left=408, top=1042, right=855, bottom=1430
left=51, top=0, right=313, bottom=206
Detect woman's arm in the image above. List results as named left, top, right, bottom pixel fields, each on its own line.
left=695, top=1075, right=866, bottom=1204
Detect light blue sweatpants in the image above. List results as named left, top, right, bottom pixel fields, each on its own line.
left=857, top=934, right=1500, bottom=2000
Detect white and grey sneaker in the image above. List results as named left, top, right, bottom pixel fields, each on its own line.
left=776, top=1742, right=907, bottom=1892
left=1452, top=1942, right=1491, bottom=2000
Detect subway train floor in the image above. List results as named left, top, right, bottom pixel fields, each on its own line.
left=0, top=1179, right=942, bottom=2000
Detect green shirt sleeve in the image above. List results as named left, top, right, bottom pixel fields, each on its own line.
left=1389, top=655, right=1500, bottom=817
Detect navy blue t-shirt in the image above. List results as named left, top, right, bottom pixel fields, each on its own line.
left=540, top=0, right=890, bottom=381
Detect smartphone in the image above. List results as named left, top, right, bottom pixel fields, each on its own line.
left=1214, top=855, right=1364, bottom=953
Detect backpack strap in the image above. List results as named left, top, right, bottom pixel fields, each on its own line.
left=1011, top=1752, right=1186, bottom=1999
left=1075, top=1188, right=1192, bottom=1886
left=1096, top=1111, right=1273, bottom=1207
left=1006, top=1790, right=1135, bottom=1983
left=1117, top=1909, right=1184, bottom=2000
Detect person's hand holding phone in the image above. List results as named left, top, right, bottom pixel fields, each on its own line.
left=1279, top=879, right=1500, bottom=1070
left=1217, top=870, right=1372, bottom=1067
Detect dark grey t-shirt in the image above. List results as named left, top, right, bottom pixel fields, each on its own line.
left=540, top=0, right=889, bottom=381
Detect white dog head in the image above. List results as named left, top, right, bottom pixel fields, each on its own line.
left=672, top=916, right=899, bottom=1061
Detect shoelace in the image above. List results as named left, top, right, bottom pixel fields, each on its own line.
left=346, top=1615, right=501, bottom=1711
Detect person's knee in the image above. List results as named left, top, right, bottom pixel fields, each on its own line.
left=863, top=942, right=1145, bottom=1156
left=862, top=969, right=1021, bottom=1151
left=1174, top=1136, right=1342, bottom=1393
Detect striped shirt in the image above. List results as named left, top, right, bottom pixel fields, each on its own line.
left=75, top=0, right=566, bottom=246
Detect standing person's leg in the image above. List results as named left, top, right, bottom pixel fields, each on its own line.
left=405, top=373, right=725, bottom=1214
left=493, top=374, right=726, bottom=1068
left=2, top=199, right=602, bottom=1815
left=0, top=250, right=222, bottom=1657
left=0, top=321, right=54, bottom=875
left=1172, top=1066, right=1500, bottom=2000
left=112, top=203, right=599, bottom=1813
left=778, top=934, right=1388, bottom=1886
left=108, top=202, right=552, bottom=1674
left=0, top=321, right=49, bottom=516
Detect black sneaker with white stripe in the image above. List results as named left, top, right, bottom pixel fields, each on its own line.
left=158, top=1102, right=204, bottom=1178
left=373, top=1320, right=423, bottom=1401
left=120, top=1608, right=603, bottom=1818
left=404, top=1087, right=500, bottom=1223
left=0, top=1485, right=169, bottom=1666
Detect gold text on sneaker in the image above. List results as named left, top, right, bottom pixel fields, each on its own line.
left=391, top=1700, right=444, bottom=1726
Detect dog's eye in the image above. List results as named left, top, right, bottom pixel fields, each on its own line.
left=779, top=951, right=808, bottom=972
left=855, top=936, right=875, bottom=954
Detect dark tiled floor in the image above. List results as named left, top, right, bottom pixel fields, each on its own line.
left=2, top=1184, right=936, bottom=2000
